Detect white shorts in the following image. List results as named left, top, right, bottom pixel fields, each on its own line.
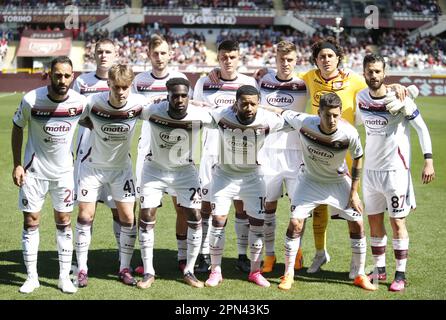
left=19, top=173, right=74, bottom=213
left=363, top=169, right=415, bottom=218
left=139, top=164, right=201, bottom=209
left=74, top=129, right=115, bottom=208
left=259, top=148, right=302, bottom=202
left=77, top=164, right=136, bottom=203
left=199, top=153, right=218, bottom=202
left=211, top=166, right=266, bottom=220
left=135, top=142, right=177, bottom=198
left=290, top=173, right=362, bottom=222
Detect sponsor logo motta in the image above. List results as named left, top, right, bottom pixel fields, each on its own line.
left=364, top=115, right=388, bottom=129
left=214, top=94, right=235, bottom=107
left=266, top=93, right=294, bottom=107
left=43, top=121, right=71, bottom=136
left=228, top=139, right=255, bottom=150
left=307, top=145, right=334, bottom=158
left=101, top=123, right=130, bottom=135
left=159, top=131, right=188, bottom=144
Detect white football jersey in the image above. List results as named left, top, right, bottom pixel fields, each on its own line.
left=213, top=107, right=285, bottom=174
left=193, top=73, right=258, bottom=156
left=81, top=92, right=144, bottom=169
left=140, top=101, right=214, bottom=170
left=72, top=72, right=110, bottom=160
left=13, top=87, right=87, bottom=180
left=282, top=110, right=363, bottom=183
left=132, top=70, right=191, bottom=156
left=259, top=71, right=307, bottom=150
left=356, top=88, right=418, bottom=171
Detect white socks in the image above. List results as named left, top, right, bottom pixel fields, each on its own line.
left=22, top=228, right=39, bottom=278
left=75, top=222, right=91, bottom=272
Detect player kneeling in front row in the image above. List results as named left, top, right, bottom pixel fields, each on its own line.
left=357, top=54, right=435, bottom=291
left=264, top=92, right=376, bottom=291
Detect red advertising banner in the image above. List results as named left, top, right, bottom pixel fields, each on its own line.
left=387, top=75, right=446, bottom=97
left=16, top=30, right=72, bottom=57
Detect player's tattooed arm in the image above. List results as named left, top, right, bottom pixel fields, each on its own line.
left=79, top=117, right=93, bottom=130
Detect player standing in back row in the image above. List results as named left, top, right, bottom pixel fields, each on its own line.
left=132, top=34, right=192, bottom=274
left=194, top=40, right=258, bottom=273
left=72, top=38, right=121, bottom=266
left=357, top=54, right=435, bottom=291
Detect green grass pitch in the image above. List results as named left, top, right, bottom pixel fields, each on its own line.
left=0, top=93, right=445, bottom=300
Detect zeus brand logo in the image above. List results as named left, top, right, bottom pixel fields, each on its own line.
left=214, top=94, right=235, bottom=106
left=364, top=115, right=388, bottom=129
left=266, top=93, right=294, bottom=107
left=43, top=121, right=71, bottom=136
left=307, top=145, right=334, bottom=158
left=101, top=123, right=130, bottom=135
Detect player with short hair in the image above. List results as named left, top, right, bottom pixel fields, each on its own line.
left=72, top=38, right=121, bottom=262
left=12, top=56, right=85, bottom=294
left=262, top=92, right=376, bottom=291
left=204, top=85, right=285, bottom=288
left=257, top=40, right=308, bottom=273
left=132, top=34, right=192, bottom=274
left=136, top=77, right=214, bottom=289
left=194, top=39, right=259, bottom=274
left=357, top=54, right=435, bottom=291
left=74, top=64, right=144, bottom=287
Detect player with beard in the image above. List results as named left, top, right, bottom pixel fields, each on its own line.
left=356, top=54, right=435, bottom=291
left=12, top=56, right=86, bottom=294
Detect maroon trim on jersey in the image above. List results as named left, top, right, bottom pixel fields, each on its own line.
left=151, top=72, right=170, bottom=80
left=148, top=114, right=201, bottom=129
left=217, top=118, right=270, bottom=135
left=24, top=153, right=35, bottom=172
left=261, top=80, right=306, bottom=91
left=91, top=105, right=142, bottom=120
left=203, top=83, right=242, bottom=91
left=31, top=106, right=83, bottom=118
left=79, top=87, right=109, bottom=95
left=397, top=147, right=408, bottom=169
left=81, top=147, right=91, bottom=163
left=358, top=101, right=387, bottom=113
left=299, top=126, right=349, bottom=150
left=136, top=84, right=167, bottom=92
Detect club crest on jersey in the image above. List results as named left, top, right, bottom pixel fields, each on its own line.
left=81, top=189, right=88, bottom=196
left=332, top=81, right=344, bottom=90
left=202, top=188, right=208, bottom=196
left=68, top=108, right=77, bottom=116
left=127, top=110, right=136, bottom=118
left=22, top=199, right=29, bottom=206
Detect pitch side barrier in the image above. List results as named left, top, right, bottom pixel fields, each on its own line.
left=1, top=72, right=446, bottom=96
